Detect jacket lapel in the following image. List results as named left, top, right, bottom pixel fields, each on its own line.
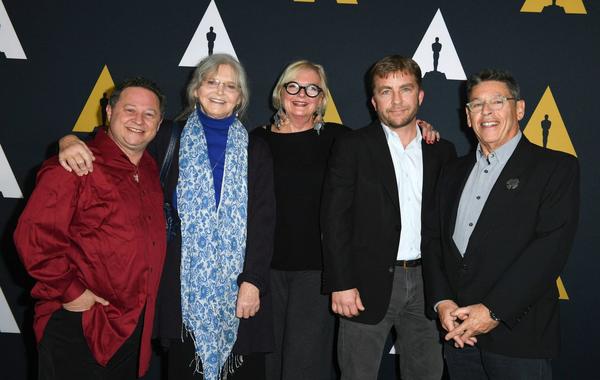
left=365, top=122, right=400, bottom=211
left=464, top=138, right=532, bottom=255
left=447, top=156, right=476, bottom=259
left=421, top=141, right=440, bottom=202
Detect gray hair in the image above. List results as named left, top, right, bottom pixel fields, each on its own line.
left=178, top=53, right=249, bottom=120
left=271, top=60, right=328, bottom=116
left=466, top=69, right=521, bottom=100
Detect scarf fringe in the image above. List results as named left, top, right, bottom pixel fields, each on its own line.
left=220, top=353, right=244, bottom=380
left=181, top=310, right=245, bottom=379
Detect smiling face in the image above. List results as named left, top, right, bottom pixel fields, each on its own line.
left=195, top=63, right=241, bottom=119
left=281, top=67, right=324, bottom=124
left=371, top=70, right=424, bottom=130
left=466, top=80, right=525, bottom=155
left=106, top=86, right=162, bottom=163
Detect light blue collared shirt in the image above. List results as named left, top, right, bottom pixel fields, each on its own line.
left=452, top=131, right=522, bottom=255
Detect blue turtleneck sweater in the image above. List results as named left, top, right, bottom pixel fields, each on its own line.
left=197, top=109, right=234, bottom=207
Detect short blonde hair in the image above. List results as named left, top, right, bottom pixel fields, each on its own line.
left=271, top=60, right=328, bottom=116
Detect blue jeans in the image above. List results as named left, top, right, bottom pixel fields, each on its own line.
left=444, top=343, right=552, bottom=380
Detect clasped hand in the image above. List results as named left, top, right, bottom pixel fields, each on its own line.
left=437, top=300, right=499, bottom=348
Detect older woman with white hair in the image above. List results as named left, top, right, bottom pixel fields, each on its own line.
left=57, top=53, right=275, bottom=380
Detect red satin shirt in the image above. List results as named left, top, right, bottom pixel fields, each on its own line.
left=14, top=130, right=166, bottom=376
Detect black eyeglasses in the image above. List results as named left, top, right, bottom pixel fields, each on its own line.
left=283, top=81, right=323, bottom=98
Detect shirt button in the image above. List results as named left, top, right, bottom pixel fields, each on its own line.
left=468, top=222, right=473, bottom=227
left=152, top=241, right=156, bottom=246
left=484, top=169, right=489, bottom=173
left=476, top=196, right=481, bottom=200
left=388, top=266, right=394, bottom=273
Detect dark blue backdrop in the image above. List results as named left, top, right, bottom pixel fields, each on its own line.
left=1, top=1, right=597, bottom=379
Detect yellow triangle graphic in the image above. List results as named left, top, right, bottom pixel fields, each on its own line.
left=72, top=65, right=115, bottom=132
left=523, top=86, right=576, bottom=157
left=524, top=86, right=576, bottom=301
left=557, top=277, right=569, bottom=300
left=324, top=91, right=343, bottom=124
left=521, top=0, right=586, bottom=14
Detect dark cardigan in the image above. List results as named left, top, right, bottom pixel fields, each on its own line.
left=151, top=120, right=276, bottom=354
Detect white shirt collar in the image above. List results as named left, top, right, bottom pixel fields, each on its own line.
left=380, top=121, right=422, bottom=149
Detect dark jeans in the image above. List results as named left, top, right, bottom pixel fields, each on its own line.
left=338, top=266, right=442, bottom=380
left=444, top=343, right=552, bottom=380
left=265, top=269, right=336, bottom=380
left=38, top=308, right=142, bottom=380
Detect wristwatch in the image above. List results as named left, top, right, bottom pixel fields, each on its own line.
left=489, top=309, right=501, bottom=322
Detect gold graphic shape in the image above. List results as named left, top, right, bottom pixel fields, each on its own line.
left=73, top=65, right=115, bottom=132
left=523, top=86, right=576, bottom=157
left=524, top=86, right=576, bottom=300
left=521, top=0, right=586, bottom=14
left=324, top=91, right=342, bottom=124
left=557, top=277, right=569, bottom=300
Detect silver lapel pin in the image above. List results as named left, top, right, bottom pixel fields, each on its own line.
left=506, top=178, right=520, bottom=190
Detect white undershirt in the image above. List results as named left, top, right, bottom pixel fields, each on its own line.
left=381, top=122, right=423, bottom=260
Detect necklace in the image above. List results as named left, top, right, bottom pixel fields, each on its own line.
left=211, top=148, right=227, bottom=173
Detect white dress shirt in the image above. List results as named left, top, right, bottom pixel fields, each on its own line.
left=381, top=123, right=423, bottom=261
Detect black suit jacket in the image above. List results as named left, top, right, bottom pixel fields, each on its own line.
left=422, top=136, right=579, bottom=358
left=322, top=121, right=456, bottom=324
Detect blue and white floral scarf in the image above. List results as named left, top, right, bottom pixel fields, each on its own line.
left=177, top=109, right=248, bottom=380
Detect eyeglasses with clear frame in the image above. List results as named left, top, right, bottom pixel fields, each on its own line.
left=283, top=81, right=323, bottom=98
left=202, top=78, right=240, bottom=93
left=466, top=96, right=517, bottom=113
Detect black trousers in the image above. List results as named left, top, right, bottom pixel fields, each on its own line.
left=166, top=335, right=264, bottom=380
left=265, top=269, right=336, bottom=380
left=38, top=308, right=142, bottom=380
left=444, top=343, right=552, bottom=380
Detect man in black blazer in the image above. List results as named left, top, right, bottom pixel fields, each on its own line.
left=322, top=55, right=456, bottom=379
left=422, top=69, right=579, bottom=379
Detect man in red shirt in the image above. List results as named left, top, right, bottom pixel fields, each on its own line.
left=14, top=77, right=167, bottom=379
